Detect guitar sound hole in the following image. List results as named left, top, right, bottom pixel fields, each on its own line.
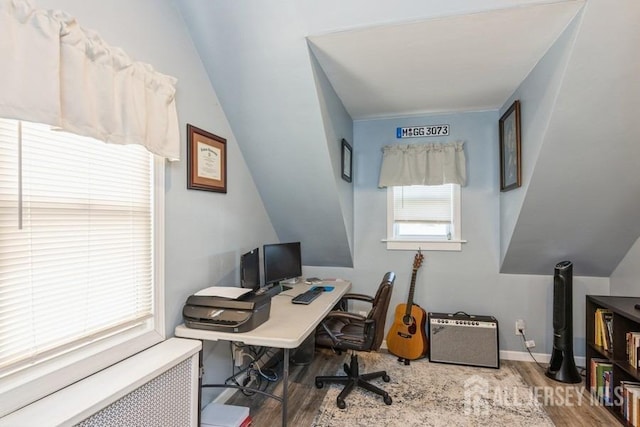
left=408, top=322, right=416, bottom=334
left=402, top=315, right=417, bottom=334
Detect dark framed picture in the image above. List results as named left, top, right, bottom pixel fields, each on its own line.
left=341, top=138, right=352, bottom=183
left=499, top=100, right=521, bottom=192
left=187, top=124, right=227, bottom=193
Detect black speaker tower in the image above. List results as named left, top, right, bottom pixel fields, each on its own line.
left=545, top=260, right=582, bottom=383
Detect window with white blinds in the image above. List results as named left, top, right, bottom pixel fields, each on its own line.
left=0, top=118, right=156, bottom=376
left=393, top=185, right=453, bottom=223
left=386, top=184, right=463, bottom=251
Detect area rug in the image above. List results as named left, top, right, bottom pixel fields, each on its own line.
left=312, top=352, right=554, bottom=427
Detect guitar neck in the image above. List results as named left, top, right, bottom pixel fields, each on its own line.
left=404, top=268, right=418, bottom=314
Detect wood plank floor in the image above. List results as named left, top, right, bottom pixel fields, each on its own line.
left=511, top=360, right=619, bottom=426
left=225, top=348, right=620, bottom=426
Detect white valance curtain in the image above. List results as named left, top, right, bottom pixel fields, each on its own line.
left=378, top=141, right=466, bottom=187
left=0, top=0, right=180, bottom=160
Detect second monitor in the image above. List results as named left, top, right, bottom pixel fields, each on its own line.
left=264, top=241, right=302, bottom=286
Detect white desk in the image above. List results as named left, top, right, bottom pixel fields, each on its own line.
left=174, top=280, right=351, bottom=427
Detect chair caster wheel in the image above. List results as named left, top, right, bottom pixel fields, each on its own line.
left=382, top=374, right=391, bottom=382
left=337, top=398, right=346, bottom=409
left=383, top=394, right=392, bottom=405
left=315, top=380, right=324, bottom=389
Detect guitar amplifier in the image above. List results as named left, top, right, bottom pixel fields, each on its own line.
left=429, top=312, right=500, bottom=369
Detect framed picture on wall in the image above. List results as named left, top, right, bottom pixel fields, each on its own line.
left=341, top=138, right=352, bottom=183
left=187, top=124, right=227, bottom=193
left=499, top=100, right=521, bottom=192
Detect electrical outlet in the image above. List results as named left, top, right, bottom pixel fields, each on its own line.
left=525, top=339, right=536, bottom=348
left=515, top=319, right=525, bottom=335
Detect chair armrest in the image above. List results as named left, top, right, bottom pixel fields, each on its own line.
left=340, top=293, right=374, bottom=304
left=323, top=310, right=371, bottom=323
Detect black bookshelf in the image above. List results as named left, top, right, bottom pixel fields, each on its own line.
left=586, top=295, right=640, bottom=424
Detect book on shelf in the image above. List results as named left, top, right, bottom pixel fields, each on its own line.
left=604, top=312, right=613, bottom=349
left=621, top=381, right=640, bottom=427
left=590, top=358, right=613, bottom=398
left=594, top=308, right=613, bottom=350
left=602, top=370, right=614, bottom=406
left=589, top=358, right=613, bottom=401
left=627, top=332, right=640, bottom=369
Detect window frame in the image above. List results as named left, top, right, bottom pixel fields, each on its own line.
left=0, top=142, right=165, bottom=417
left=384, top=184, right=464, bottom=251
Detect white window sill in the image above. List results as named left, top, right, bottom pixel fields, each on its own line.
left=382, top=239, right=466, bottom=251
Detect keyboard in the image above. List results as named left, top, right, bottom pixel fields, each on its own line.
left=291, top=287, right=323, bottom=305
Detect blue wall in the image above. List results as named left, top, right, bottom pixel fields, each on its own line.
left=611, top=237, right=640, bottom=297
left=310, top=52, right=355, bottom=259
left=306, top=110, right=609, bottom=359
left=35, top=1, right=618, bottom=389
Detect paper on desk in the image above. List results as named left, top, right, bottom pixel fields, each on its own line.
left=194, top=286, right=251, bottom=299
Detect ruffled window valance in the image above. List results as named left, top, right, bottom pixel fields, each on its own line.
left=0, top=0, right=180, bottom=160
left=378, top=141, right=466, bottom=187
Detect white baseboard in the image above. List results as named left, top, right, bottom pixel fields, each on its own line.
left=383, top=341, right=586, bottom=368
left=500, top=350, right=585, bottom=368
left=500, top=350, right=550, bottom=363
left=213, top=386, right=239, bottom=404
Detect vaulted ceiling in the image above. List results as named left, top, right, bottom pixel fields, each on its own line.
left=176, top=0, right=640, bottom=276
left=306, top=2, right=582, bottom=119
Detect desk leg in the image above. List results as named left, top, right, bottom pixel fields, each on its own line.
left=282, top=348, right=289, bottom=427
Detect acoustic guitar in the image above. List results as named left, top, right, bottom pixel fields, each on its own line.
left=386, top=250, right=428, bottom=363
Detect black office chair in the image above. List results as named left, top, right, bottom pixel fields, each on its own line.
left=314, top=272, right=395, bottom=409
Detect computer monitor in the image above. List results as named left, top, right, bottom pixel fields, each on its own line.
left=263, top=241, right=302, bottom=286
left=240, top=247, right=260, bottom=291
